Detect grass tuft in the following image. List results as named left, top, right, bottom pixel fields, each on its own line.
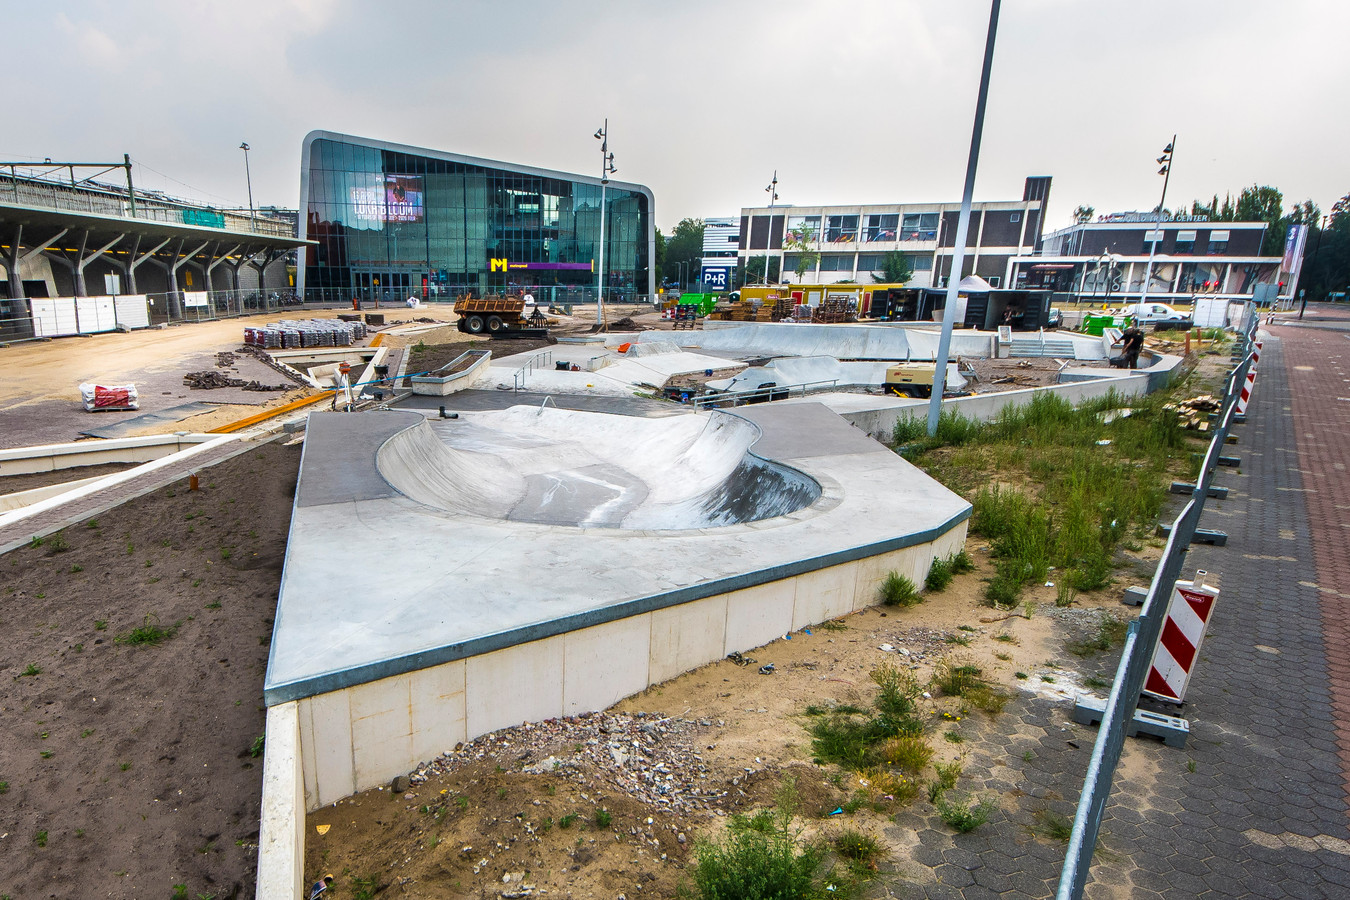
left=113, top=614, right=181, bottom=647
left=878, top=571, right=921, bottom=608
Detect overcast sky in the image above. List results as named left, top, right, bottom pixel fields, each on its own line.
left=7, top=0, right=1348, bottom=232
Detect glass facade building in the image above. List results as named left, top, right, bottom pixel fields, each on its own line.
left=298, top=131, right=654, bottom=305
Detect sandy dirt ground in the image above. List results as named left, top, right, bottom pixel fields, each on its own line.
left=0, top=441, right=300, bottom=900
left=0, top=307, right=463, bottom=450
left=300, top=541, right=1143, bottom=900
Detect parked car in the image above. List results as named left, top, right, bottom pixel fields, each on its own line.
left=1117, top=302, right=1192, bottom=329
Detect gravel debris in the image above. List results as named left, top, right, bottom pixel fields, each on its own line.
left=410, top=711, right=727, bottom=814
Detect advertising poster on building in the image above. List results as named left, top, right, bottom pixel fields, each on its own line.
left=351, top=174, right=424, bottom=225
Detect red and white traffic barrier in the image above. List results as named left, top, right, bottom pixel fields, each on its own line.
left=1144, top=573, right=1220, bottom=703
left=1235, top=368, right=1257, bottom=417
left=1250, top=340, right=1262, bottom=367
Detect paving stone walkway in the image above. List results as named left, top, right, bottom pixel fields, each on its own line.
left=891, top=306, right=1350, bottom=898
left=0, top=434, right=271, bottom=555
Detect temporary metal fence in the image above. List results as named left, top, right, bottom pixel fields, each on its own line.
left=1056, top=305, right=1260, bottom=898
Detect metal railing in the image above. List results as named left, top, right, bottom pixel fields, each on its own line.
left=512, top=351, right=554, bottom=391
left=690, top=378, right=840, bottom=409
left=1056, top=304, right=1259, bottom=898
left=0, top=172, right=293, bottom=237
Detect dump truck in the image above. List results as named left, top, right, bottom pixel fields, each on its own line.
left=454, top=295, right=550, bottom=336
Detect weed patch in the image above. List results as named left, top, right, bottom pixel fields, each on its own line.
left=936, top=794, right=991, bottom=833
left=878, top=571, right=920, bottom=608
left=113, top=614, right=181, bottom=647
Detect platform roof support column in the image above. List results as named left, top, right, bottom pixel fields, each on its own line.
left=77, top=234, right=124, bottom=296
left=130, top=236, right=171, bottom=295
left=3, top=223, right=21, bottom=300
left=163, top=238, right=185, bottom=317
left=208, top=243, right=240, bottom=312
left=171, top=241, right=209, bottom=304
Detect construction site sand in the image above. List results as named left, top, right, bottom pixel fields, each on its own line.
left=302, top=537, right=1136, bottom=899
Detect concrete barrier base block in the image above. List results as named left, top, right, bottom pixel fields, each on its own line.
left=1122, top=585, right=1148, bottom=606
left=1073, top=695, right=1189, bottom=749
left=1169, top=482, right=1228, bottom=499
left=1218, top=455, right=1241, bottom=467
left=1156, top=524, right=1228, bottom=546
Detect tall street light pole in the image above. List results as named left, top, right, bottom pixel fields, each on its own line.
left=926, top=0, right=1001, bottom=436
left=594, top=120, right=616, bottom=330
left=1137, top=136, right=1175, bottom=316
left=764, top=171, right=778, bottom=284
left=239, top=142, right=255, bottom=233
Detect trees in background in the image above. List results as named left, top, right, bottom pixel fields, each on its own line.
left=662, top=218, right=704, bottom=289
left=873, top=251, right=914, bottom=285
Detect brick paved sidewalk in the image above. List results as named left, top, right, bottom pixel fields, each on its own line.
left=0, top=434, right=274, bottom=555
left=887, top=321, right=1350, bottom=899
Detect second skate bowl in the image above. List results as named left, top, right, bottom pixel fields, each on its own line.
left=376, top=406, right=821, bottom=529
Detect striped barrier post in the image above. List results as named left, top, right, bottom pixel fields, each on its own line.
left=1234, top=343, right=1260, bottom=420
left=1143, top=573, right=1220, bottom=703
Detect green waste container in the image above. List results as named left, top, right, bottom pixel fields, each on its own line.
left=1083, top=314, right=1119, bottom=336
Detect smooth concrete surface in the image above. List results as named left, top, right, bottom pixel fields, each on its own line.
left=255, top=702, right=304, bottom=900
left=409, top=349, right=492, bottom=396
left=286, top=534, right=964, bottom=812
left=0, top=432, right=219, bottom=476
left=485, top=347, right=744, bottom=397
left=266, top=402, right=970, bottom=708
left=374, top=407, right=820, bottom=529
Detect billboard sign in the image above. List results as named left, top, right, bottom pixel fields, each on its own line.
left=351, top=175, right=424, bottom=225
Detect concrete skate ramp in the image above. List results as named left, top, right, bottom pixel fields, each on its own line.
left=634, top=321, right=995, bottom=360
left=375, top=406, right=820, bottom=529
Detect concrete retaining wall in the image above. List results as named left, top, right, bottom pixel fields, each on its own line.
left=834, top=353, right=1182, bottom=440
left=0, top=433, right=220, bottom=476
left=291, top=520, right=966, bottom=811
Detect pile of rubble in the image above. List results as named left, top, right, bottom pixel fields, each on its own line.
left=410, top=711, right=727, bottom=814
left=182, top=371, right=290, bottom=391
left=1163, top=394, right=1221, bottom=431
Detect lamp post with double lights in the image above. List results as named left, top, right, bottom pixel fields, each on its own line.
left=1137, top=136, right=1175, bottom=315
left=239, top=142, right=255, bottom=233
left=764, top=171, right=778, bottom=284
left=593, top=120, right=617, bottom=329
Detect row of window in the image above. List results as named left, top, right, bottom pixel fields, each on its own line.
left=782, top=254, right=936, bottom=273
left=785, top=211, right=1006, bottom=243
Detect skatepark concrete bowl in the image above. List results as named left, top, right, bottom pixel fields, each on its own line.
left=375, top=407, right=821, bottom=529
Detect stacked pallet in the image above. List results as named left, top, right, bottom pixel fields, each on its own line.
left=1163, top=394, right=1222, bottom=431
left=244, top=319, right=368, bottom=349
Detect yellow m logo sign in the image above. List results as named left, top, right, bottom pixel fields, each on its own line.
left=490, top=257, right=508, bottom=272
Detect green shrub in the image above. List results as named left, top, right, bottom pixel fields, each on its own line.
left=949, top=550, right=975, bottom=574
left=878, top=572, right=920, bottom=608
left=683, top=802, right=821, bottom=900
left=925, top=556, right=954, bottom=592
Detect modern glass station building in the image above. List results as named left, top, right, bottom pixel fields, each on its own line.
left=298, top=131, right=655, bottom=305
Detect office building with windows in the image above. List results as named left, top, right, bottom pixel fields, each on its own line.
left=298, top=131, right=655, bottom=305
left=698, top=217, right=739, bottom=291
left=1011, top=213, right=1287, bottom=302
left=739, top=176, right=1051, bottom=289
